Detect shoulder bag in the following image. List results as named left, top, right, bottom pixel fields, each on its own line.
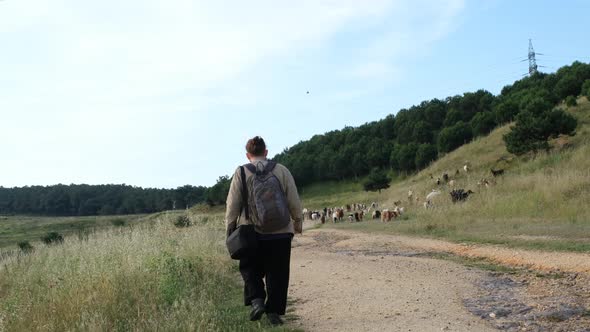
left=226, top=166, right=258, bottom=260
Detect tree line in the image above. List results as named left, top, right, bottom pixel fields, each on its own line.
left=0, top=184, right=208, bottom=216
left=272, top=61, right=590, bottom=186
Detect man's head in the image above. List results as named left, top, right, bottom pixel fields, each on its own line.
left=246, top=136, right=268, bottom=161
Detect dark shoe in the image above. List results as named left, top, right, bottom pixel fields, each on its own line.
left=267, top=313, right=284, bottom=326
left=250, top=298, right=265, bottom=321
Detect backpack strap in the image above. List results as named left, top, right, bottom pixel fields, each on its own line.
left=243, top=163, right=257, bottom=174
left=239, top=166, right=249, bottom=221
left=264, top=160, right=277, bottom=173
left=244, top=161, right=276, bottom=175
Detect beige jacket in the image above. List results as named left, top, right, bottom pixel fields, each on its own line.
left=224, top=161, right=303, bottom=235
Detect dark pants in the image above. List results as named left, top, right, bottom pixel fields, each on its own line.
left=239, top=237, right=292, bottom=315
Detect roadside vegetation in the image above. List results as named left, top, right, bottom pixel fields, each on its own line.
left=0, top=212, right=295, bottom=331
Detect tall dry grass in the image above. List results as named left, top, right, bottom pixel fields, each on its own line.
left=0, top=213, right=293, bottom=331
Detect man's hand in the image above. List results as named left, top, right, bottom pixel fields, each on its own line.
left=294, top=220, right=303, bottom=234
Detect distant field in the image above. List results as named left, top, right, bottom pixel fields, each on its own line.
left=0, top=211, right=181, bottom=248
left=301, top=97, right=590, bottom=253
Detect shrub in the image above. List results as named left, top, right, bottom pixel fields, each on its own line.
left=17, top=241, right=34, bottom=252
left=503, top=106, right=577, bottom=155
left=173, top=215, right=191, bottom=228
left=111, top=218, right=126, bottom=227
left=565, top=95, right=577, bottom=107
left=363, top=169, right=391, bottom=193
left=41, top=232, right=64, bottom=245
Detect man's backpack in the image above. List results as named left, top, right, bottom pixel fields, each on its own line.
left=243, top=161, right=291, bottom=232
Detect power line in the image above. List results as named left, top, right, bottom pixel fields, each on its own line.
left=537, top=53, right=589, bottom=60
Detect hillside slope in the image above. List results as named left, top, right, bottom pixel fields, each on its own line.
left=303, top=97, right=590, bottom=252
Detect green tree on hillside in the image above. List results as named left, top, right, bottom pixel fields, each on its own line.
left=352, top=152, right=368, bottom=178
left=565, top=96, right=577, bottom=107
left=555, top=74, right=581, bottom=99
left=412, top=121, right=433, bottom=143
left=554, top=62, right=590, bottom=99
left=443, top=108, right=463, bottom=127
left=365, top=139, right=391, bottom=169
left=470, top=111, right=497, bottom=137
left=363, top=169, right=391, bottom=193
left=415, top=143, right=438, bottom=169
left=503, top=100, right=577, bottom=155
left=396, top=143, right=419, bottom=172
left=206, top=175, right=231, bottom=206
left=494, top=99, right=519, bottom=124
left=389, top=145, right=400, bottom=170
left=582, top=79, right=590, bottom=98
left=437, top=121, right=473, bottom=153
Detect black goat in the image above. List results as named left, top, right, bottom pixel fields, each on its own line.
left=491, top=168, right=504, bottom=177
left=450, top=189, right=474, bottom=203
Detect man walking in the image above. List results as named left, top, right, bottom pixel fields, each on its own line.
left=225, top=136, right=303, bottom=326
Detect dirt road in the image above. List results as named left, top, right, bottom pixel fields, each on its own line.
left=287, top=228, right=590, bottom=332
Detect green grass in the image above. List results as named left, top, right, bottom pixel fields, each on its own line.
left=0, top=212, right=298, bottom=331
left=0, top=212, right=169, bottom=249
left=302, top=97, right=590, bottom=253
left=322, top=221, right=590, bottom=253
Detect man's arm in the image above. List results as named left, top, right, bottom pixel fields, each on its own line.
left=224, top=167, right=243, bottom=237
left=282, top=166, right=303, bottom=234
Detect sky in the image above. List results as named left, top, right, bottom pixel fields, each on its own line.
left=1, top=0, right=589, bottom=188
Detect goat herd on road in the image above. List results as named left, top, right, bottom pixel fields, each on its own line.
left=302, top=165, right=506, bottom=224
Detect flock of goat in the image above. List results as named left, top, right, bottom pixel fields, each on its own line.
left=302, top=164, right=506, bottom=224
left=302, top=202, right=405, bottom=224
left=423, top=164, right=505, bottom=208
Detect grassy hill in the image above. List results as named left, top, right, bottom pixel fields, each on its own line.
left=302, top=97, right=590, bottom=252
